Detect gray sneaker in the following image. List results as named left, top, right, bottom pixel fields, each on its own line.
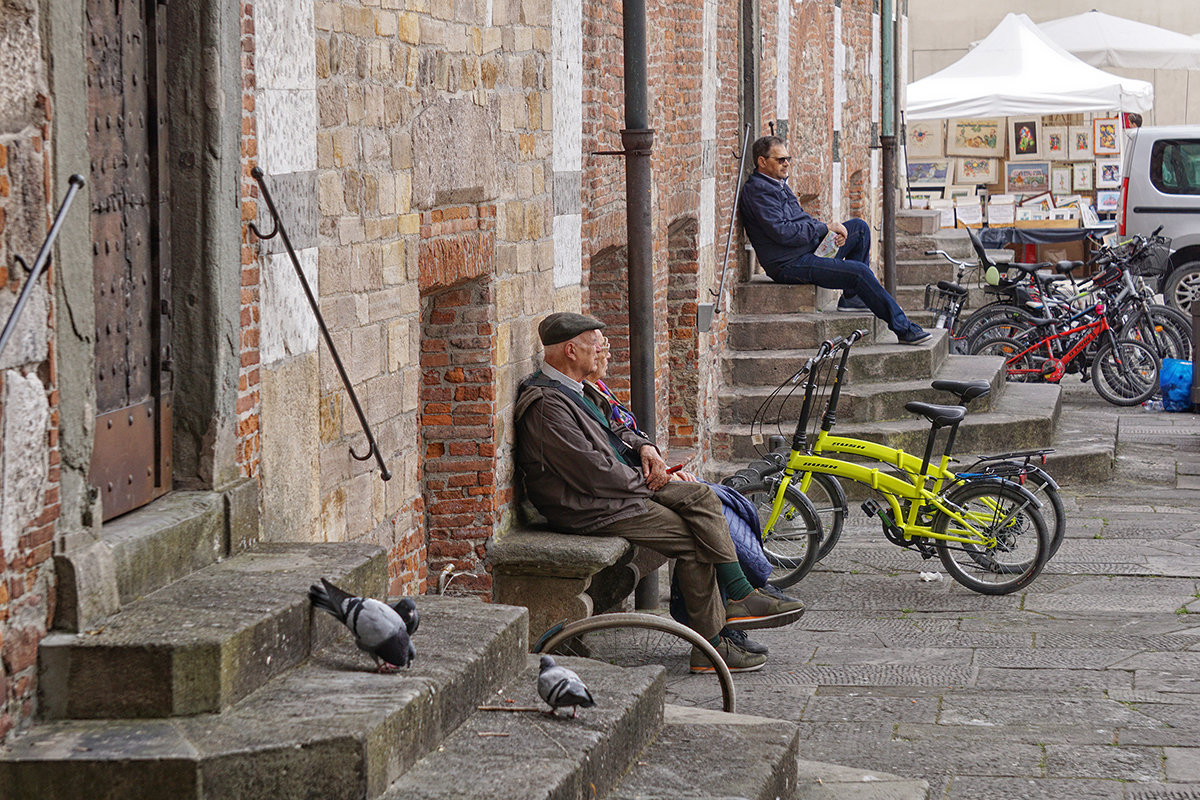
left=691, top=637, right=767, bottom=673
left=724, top=588, right=806, bottom=630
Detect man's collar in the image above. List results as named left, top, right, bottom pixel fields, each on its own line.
left=752, top=170, right=787, bottom=187
left=540, top=362, right=585, bottom=394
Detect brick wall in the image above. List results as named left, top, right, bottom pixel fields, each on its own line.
left=238, top=0, right=262, bottom=479
left=0, top=1, right=56, bottom=741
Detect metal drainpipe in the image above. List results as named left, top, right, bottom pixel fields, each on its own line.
left=622, top=0, right=658, bottom=609
left=880, top=0, right=897, bottom=295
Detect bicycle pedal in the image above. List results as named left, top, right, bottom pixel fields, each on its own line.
left=860, top=499, right=882, bottom=517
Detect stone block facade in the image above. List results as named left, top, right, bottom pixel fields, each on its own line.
left=0, top=0, right=897, bottom=741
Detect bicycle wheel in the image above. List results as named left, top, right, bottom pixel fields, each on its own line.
left=1140, top=304, right=1193, bottom=361
left=957, top=303, right=1029, bottom=346
left=933, top=479, right=1049, bottom=595
left=973, top=335, right=1044, bottom=382
left=734, top=478, right=822, bottom=589
left=533, top=612, right=736, bottom=713
left=1091, top=338, right=1159, bottom=406
left=806, top=472, right=847, bottom=561
left=1021, top=468, right=1066, bottom=561
left=966, top=316, right=1036, bottom=353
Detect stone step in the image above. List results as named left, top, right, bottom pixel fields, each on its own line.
left=379, top=655, right=664, bottom=800
left=722, top=329, right=950, bottom=389
left=895, top=228, right=975, bottom=261
left=794, top=759, right=930, bottom=799
left=894, top=258, right=959, bottom=286
left=0, top=597, right=529, bottom=800
left=732, top=275, right=819, bottom=314
left=607, top=705, right=801, bottom=800
left=712, top=381, right=1060, bottom=462
left=718, top=355, right=1007, bottom=425
left=38, top=542, right=387, bottom=719
left=728, top=312, right=885, bottom=351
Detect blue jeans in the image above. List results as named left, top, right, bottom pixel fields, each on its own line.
left=762, top=218, right=917, bottom=336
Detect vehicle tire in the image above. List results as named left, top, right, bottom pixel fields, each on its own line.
left=533, top=612, right=736, bottom=712
left=956, top=303, right=1029, bottom=346
left=966, top=316, right=1037, bottom=353
left=1091, top=338, right=1159, bottom=406
left=1163, top=260, right=1200, bottom=316
left=972, top=335, right=1044, bottom=382
left=734, top=478, right=822, bottom=589
left=933, top=479, right=1049, bottom=595
left=1145, top=304, right=1192, bottom=361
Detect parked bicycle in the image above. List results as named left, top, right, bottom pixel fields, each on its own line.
left=727, top=331, right=1052, bottom=595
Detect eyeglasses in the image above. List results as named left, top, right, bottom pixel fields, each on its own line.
left=770, top=156, right=791, bottom=165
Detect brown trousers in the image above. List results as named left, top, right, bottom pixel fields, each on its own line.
left=590, top=480, right=737, bottom=639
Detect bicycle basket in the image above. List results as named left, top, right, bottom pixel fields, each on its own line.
left=1128, top=235, right=1172, bottom=277
left=923, top=283, right=963, bottom=315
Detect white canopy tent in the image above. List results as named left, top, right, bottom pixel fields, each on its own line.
left=906, top=13, right=1153, bottom=121
left=1039, top=10, right=1200, bottom=71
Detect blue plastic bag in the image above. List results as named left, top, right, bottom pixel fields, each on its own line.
left=1160, top=358, right=1194, bottom=412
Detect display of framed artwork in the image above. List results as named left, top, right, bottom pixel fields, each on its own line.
left=1072, top=162, right=1093, bottom=191
left=955, top=157, right=998, bottom=185
left=1042, top=126, right=1069, bottom=161
left=1069, top=126, right=1092, bottom=159
left=905, top=189, right=943, bottom=209
left=1080, top=203, right=1101, bottom=228
left=1093, top=117, right=1121, bottom=155
left=1096, top=189, right=1120, bottom=212
left=906, top=159, right=953, bottom=188
left=947, top=118, right=1005, bottom=157
left=1005, top=161, right=1051, bottom=194
left=906, top=120, right=944, bottom=158
left=1009, top=118, right=1042, bottom=160
left=1095, top=158, right=1122, bottom=188
left=1051, top=165, right=1073, bottom=194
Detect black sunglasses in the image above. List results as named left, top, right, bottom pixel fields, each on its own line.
left=769, top=156, right=791, bottom=165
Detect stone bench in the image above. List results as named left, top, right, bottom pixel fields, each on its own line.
left=488, top=524, right=667, bottom=643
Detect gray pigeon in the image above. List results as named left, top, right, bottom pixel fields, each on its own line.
left=309, top=578, right=415, bottom=672
left=537, top=655, right=595, bottom=718
left=392, top=596, right=419, bottom=636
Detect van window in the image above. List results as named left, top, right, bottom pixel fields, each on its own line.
left=1150, top=140, right=1200, bottom=195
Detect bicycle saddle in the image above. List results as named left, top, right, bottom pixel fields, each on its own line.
left=904, top=401, right=966, bottom=428
left=1007, top=262, right=1051, bottom=276
left=930, top=379, right=990, bottom=404
left=936, top=279, right=967, bottom=295
left=1054, top=260, right=1085, bottom=275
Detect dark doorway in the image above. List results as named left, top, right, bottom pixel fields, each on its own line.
left=86, top=0, right=173, bottom=520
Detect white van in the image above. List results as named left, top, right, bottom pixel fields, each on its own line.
left=1118, top=126, right=1200, bottom=314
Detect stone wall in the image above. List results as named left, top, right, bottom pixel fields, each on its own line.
left=0, top=0, right=56, bottom=741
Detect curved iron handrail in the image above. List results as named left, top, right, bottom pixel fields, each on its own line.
left=248, top=167, right=391, bottom=481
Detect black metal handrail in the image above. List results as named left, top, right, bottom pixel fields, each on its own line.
left=710, top=123, right=752, bottom=317
left=247, top=167, right=391, bottom=482
left=0, top=174, right=86, bottom=358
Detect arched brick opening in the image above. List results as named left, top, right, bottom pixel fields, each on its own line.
left=588, top=243, right=631, bottom=394
left=418, top=276, right=498, bottom=598
left=847, top=169, right=867, bottom=220
left=666, top=216, right=700, bottom=451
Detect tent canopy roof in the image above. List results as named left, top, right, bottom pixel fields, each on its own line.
left=1039, top=10, right=1200, bottom=71
left=906, top=13, right=1153, bottom=121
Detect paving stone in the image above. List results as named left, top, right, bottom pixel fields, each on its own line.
left=1044, top=744, right=1164, bottom=781
left=944, top=776, right=1124, bottom=799
left=973, top=667, right=1134, bottom=693
left=1164, top=748, right=1200, bottom=783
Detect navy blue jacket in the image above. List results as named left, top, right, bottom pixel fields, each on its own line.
left=738, top=170, right=829, bottom=271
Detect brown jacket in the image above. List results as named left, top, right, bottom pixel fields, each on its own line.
left=514, top=372, right=656, bottom=533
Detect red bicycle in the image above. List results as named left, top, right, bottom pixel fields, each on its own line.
left=972, top=293, right=1160, bottom=407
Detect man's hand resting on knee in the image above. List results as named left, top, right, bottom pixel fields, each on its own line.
left=640, top=445, right=670, bottom=490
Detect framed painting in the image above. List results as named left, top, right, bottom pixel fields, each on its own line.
left=1072, top=162, right=1093, bottom=191
left=1096, top=189, right=1120, bottom=212
left=1008, top=118, right=1042, bottom=161
left=1080, top=203, right=1101, bottom=228
left=947, top=118, right=1005, bottom=157
left=1095, top=158, right=1122, bottom=188
left=1093, top=117, right=1121, bottom=155
left=905, top=189, right=942, bottom=209
left=947, top=185, right=977, bottom=201
left=1069, top=126, right=1092, bottom=159
left=1005, top=161, right=1051, bottom=195
left=906, top=120, right=944, bottom=158
left=1051, top=165, right=1073, bottom=194
left=955, top=156, right=998, bottom=185
left=906, top=159, right=953, bottom=189
left=1042, top=126, right=1069, bottom=161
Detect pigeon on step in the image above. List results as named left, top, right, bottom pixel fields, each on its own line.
left=537, top=655, right=595, bottom=718
left=309, top=578, right=415, bottom=672
left=392, top=596, right=419, bottom=636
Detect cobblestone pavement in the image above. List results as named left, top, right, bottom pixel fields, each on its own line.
left=711, top=383, right=1200, bottom=799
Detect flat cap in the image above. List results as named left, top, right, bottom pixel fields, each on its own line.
left=538, top=312, right=606, bottom=346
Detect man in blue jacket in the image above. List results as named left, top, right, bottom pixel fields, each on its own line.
left=739, top=135, right=930, bottom=345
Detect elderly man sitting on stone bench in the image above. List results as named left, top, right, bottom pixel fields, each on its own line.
left=511, top=312, right=805, bottom=673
